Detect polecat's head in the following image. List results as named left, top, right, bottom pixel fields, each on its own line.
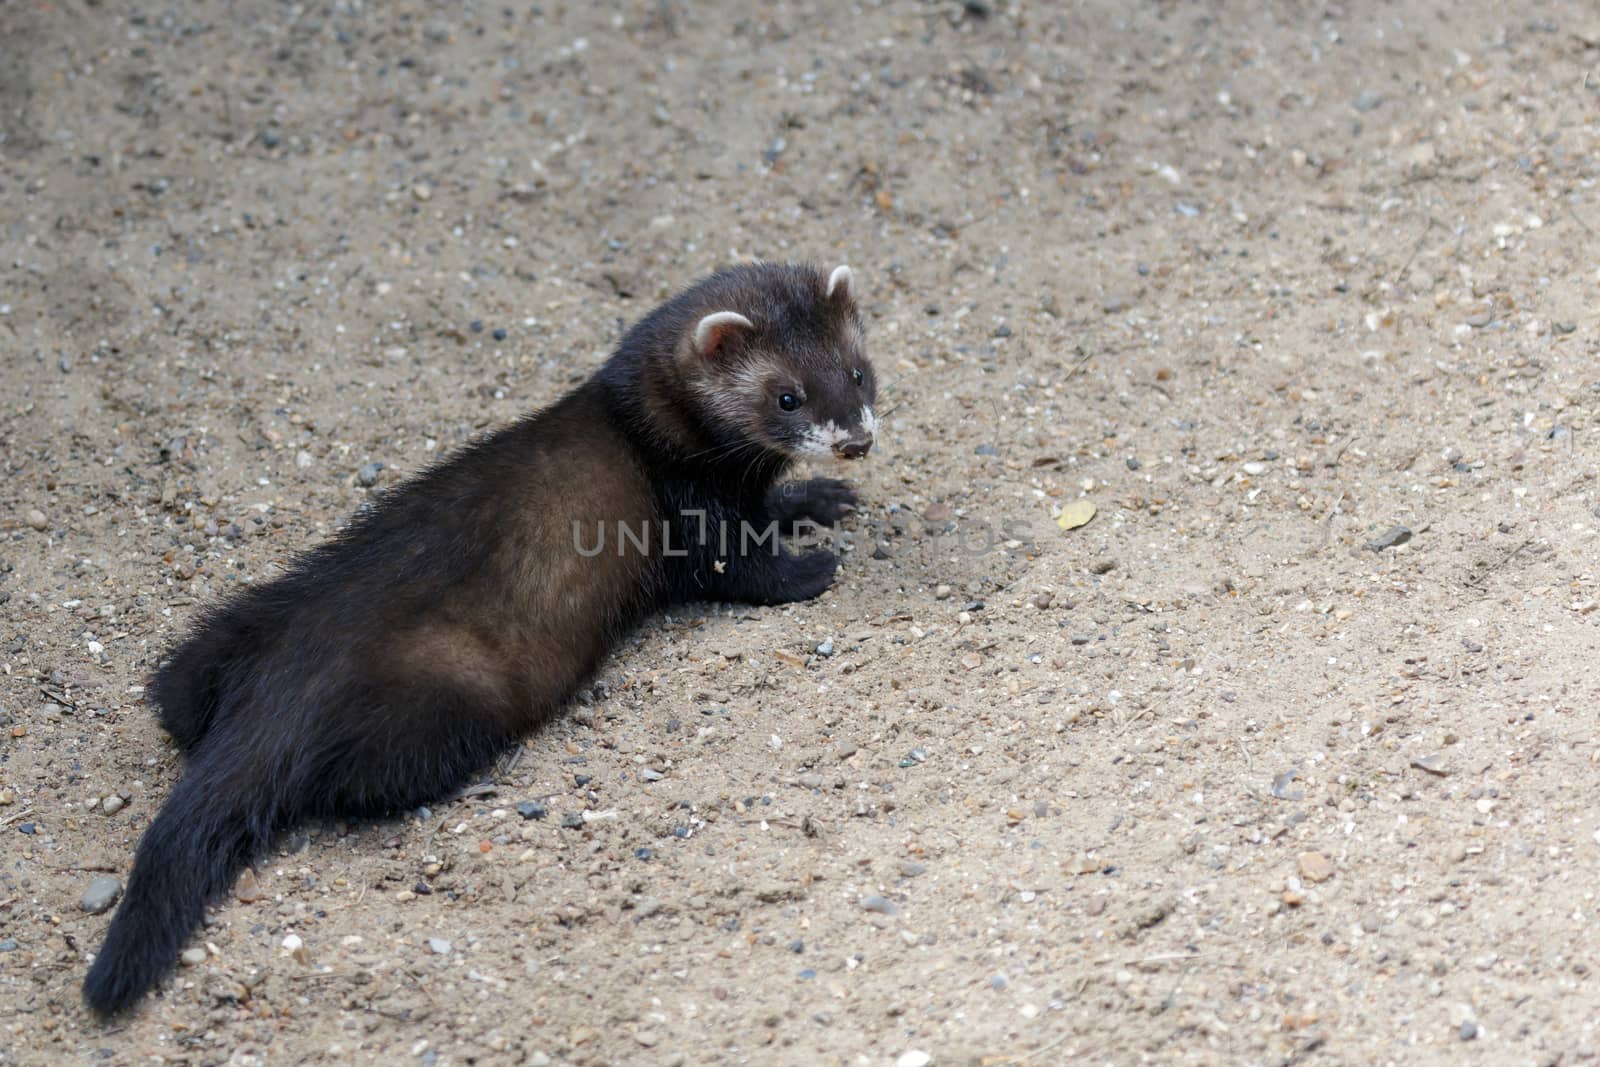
left=679, top=263, right=878, bottom=462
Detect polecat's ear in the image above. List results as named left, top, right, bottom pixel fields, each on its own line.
left=826, top=264, right=854, bottom=302
left=693, top=311, right=755, bottom=360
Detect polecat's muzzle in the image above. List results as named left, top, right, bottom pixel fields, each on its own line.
left=833, top=435, right=873, bottom=460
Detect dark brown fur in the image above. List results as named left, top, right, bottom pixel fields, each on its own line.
left=83, top=262, right=877, bottom=1016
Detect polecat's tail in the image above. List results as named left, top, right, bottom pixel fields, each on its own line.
left=83, top=754, right=273, bottom=1016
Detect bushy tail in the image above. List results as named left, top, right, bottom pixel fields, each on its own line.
left=83, top=757, right=273, bottom=1016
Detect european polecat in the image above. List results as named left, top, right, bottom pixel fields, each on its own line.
left=84, top=262, right=878, bottom=1016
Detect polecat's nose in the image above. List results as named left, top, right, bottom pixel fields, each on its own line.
left=834, top=435, right=873, bottom=460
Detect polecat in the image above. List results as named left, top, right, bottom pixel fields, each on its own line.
left=83, top=262, right=878, bottom=1016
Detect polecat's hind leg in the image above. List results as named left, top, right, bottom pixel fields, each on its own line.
left=148, top=607, right=260, bottom=755
left=307, top=680, right=519, bottom=819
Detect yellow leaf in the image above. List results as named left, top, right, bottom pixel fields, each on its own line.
left=1055, top=500, right=1097, bottom=530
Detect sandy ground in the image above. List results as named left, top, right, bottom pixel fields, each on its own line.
left=4, top=0, right=1600, bottom=1063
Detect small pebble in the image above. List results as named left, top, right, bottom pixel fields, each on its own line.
left=934, top=584, right=952, bottom=600
left=1352, top=89, right=1384, bottom=112
left=26, top=509, right=47, bottom=531
left=1410, top=755, right=1450, bottom=777
left=0, top=940, right=17, bottom=952
left=1367, top=525, right=1412, bottom=551
left=1298, top=851, right=1335, bottom=883
left=1459, top=1021, right=1479, bottom=1041
left=357, top=462, right=384, bottom=487
left=861, top=895, right=899, bottom=917
left=235, top=868, right=263, bottom=902
left=814, top=639, right=834, bottom=657
left=80, top=876, right=123, bottom=915
left=560, top=813, right=584, bottom=829
left=101, top=795, right=125, bottom=815
left=897, top=1053, right=933, bottom=1067
left=974, top=443, right=1000, bottom=456
left=427, top=937, right=452, bottom=955
left=1271, top=769, right=1304, bottom=801
left=180, top=947, right=208, bottom=966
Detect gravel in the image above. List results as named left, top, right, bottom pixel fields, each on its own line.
left=4, top=4, right=1594, bottom=1066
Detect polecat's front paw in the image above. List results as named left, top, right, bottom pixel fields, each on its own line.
left=775, top=548, right=840, bottom=602
left=767, top=478, right=858, bottom=531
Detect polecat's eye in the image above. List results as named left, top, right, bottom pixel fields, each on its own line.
left=851, top=368, right=864, bottom=386
left=778, top=393, right=802, bottom=412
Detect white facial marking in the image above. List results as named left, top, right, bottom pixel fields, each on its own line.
left=801, top=420, right=851, bottom=456
left=826, top=264, right=853, bottom=300
left=859, top=405, right=878, bottom=438
left=693, top=311, right=754, bottom=357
